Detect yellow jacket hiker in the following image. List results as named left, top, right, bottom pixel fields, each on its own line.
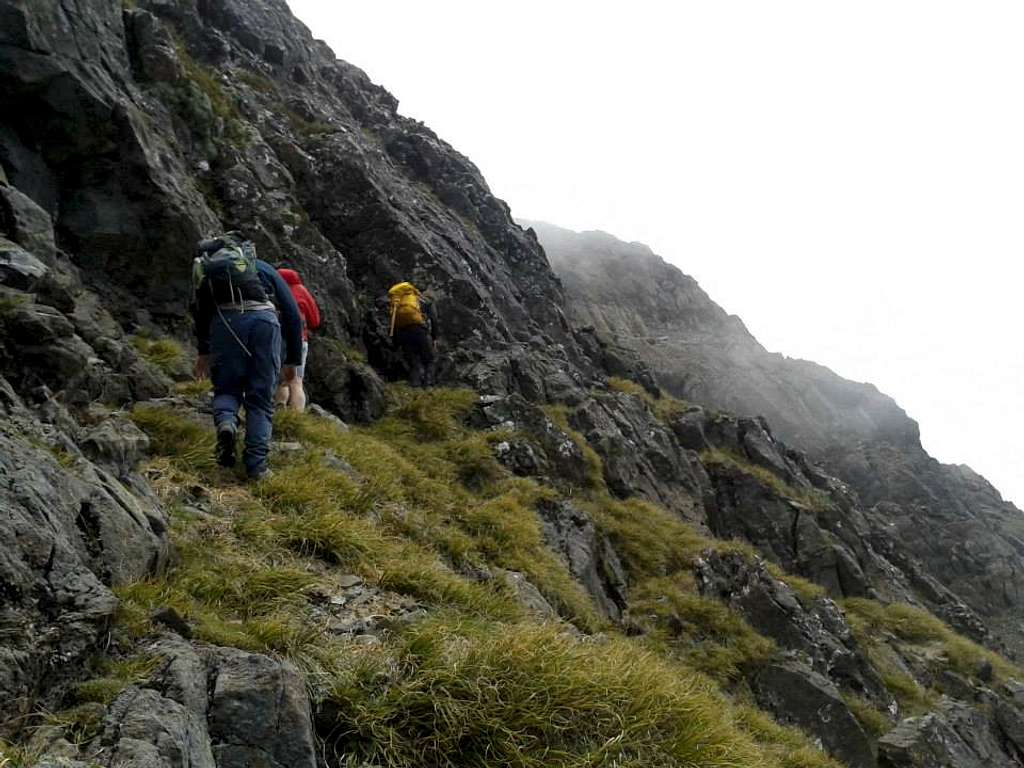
left=387, top=281, right=438, bottom=387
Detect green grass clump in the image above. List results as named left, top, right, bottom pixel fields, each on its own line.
left=130, top=335, right=186, bottom=378
left=326, top=616, right=803, bottom=768
left=631, top=576, right=776, bottom=681
left=285, top=108, right=334, bottom=137
left=841, top=693, right=892, bottom=737
left=131, top=405, right=216, bottom=472
left=235, top=68, right=276, bottom=94
left=585, top=495, right=755, bottom=581
left=175, top=379, right=212, bottom=397
left=701, top=448, right=832, bottom=511
left=842, top=598, right=1021, bottom=684
left=0, top=741, right=41, bottom=768
left=73, top=655, right=160, bottom=706
left=764, top=562, right=827, bottom=602
left=607, top=376, right=690, bottom=422
left=272, top=394, right=604, bottom=629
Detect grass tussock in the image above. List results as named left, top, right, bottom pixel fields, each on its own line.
left=700, top=448, right=832, bottom=511
left=131, top=405, right=216, bottom=472
left=585, top=495, right=756, bottom=580
left=72, top=655, right=160, bottom=706
left=841, top=692, right=893, bottom=737
left=175, top=379, right=212, bottom=397
left=842, top=598, right=1021, bottom=684
left=607, top=376, right=690, bottom=422
left=764, top=562, right=827, bottom=602
left=630, top=576, right=776, bottom=681
left=131, top=335, right=186, bottom=378
left=327, top=616, right=816, bottom=768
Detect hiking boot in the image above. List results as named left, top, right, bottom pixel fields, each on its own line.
left=248, top=467, right=273, bottom=482
left=216, top=424, right=237, bottom=468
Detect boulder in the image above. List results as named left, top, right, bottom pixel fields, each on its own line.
left=497, top=569, right=559, bottom=621
left=536, top=499, right=628, bottom=621
left=305, top=337, right=387, bottom=424
left=207, top=648, right=318, bottom=768
left=753, top=658, right=875, bottom=768
left=878, top=700, right=1017, bottom=767
left=0, top=184, right=56, bottom=262
left=0, top=237, right=47, bottom=291
left=79, top=416, right=151, bottom=477
left=0, top=415, right=169, bottom=723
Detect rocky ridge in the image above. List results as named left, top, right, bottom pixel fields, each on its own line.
left=1, top=1, right=1023, bottom=767
left=531, top=219, right=1024, bottom=658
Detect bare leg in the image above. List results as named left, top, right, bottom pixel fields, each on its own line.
left=289, top=378, right=306, bottom=412
left=275, top=382, right=290, bottom=407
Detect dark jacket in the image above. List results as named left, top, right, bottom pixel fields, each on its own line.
left=193, top=259, right=304, bottom=365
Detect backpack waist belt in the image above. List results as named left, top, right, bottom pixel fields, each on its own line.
left=218, top=301, right=276, bottom=312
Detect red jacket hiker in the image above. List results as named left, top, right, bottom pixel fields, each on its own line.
left=277, top=268, right=320, bottom=341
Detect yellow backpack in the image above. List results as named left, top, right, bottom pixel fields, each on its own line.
left=388, top=282, right=424, bottom=335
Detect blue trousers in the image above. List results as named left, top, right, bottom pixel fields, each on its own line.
left=209, top=309, right=281, bottom=476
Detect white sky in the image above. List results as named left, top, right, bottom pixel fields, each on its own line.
left=287, top=0, right=1023, bottom=507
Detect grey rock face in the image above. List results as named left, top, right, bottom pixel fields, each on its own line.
left=0, top=183, right=56, bottom=262
left=535, top=219, right=1024, bottom=654
left=207, top=648, right=317, bottom=768
left=536, top=499, right=629, bottom=621
left=72, top=639, right=318, bottom=768
left=754, top=659, right=875, bottom=768
left=0, top=381, right=169, bottom=724
left=569, top=393, right=711, bottom=521
left=697, top=551, right=890, bottom=705
left=878, top=700, right=1019, bottom=768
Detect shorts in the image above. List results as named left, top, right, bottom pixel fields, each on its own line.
left=295, top=340, right=309, bottom=379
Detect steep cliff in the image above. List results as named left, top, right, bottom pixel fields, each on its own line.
left=3, top=2, right=1024, bottom=767
left=532, top=219, right=1024, bottom=657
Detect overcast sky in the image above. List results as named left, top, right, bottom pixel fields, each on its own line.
left=287, top=0, right=1022, bottom=507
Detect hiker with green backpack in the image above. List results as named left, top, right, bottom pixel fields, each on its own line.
left=190, top=232, right=303, bottom=479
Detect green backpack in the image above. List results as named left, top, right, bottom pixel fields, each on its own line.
left=192, top=232, right=266, bottom=305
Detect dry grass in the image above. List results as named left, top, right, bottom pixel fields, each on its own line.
left=700, top=448, right=832, bottom=511
left=607, top=376, right=690, bottom=422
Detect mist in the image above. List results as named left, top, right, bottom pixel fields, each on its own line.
left=286, top=0, right=1023, bottom=506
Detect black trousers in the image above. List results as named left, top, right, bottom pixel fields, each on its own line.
left=394, top=325, right=435, bottom=387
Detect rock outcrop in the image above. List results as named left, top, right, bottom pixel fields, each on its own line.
left=532, top=219, right=1024, bottom=657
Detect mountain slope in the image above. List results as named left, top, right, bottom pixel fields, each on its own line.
left=3, top=2, right=1024, bottom=767
left=530, top=218, right=1024, bottom=656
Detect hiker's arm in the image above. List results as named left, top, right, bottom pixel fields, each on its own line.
left=425, top=301, right=439, bottom=341
left=260, top=263, right=303, bottom=365
left=192, top=288, right=214, bottom=357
